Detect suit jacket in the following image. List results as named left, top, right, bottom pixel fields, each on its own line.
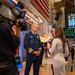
left=24, top=31, right=42, bottom=60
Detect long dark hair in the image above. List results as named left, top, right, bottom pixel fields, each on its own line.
left=54, top=27, right=66, bottom=49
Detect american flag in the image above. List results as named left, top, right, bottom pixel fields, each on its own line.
left=35, top=0, right=49, bottom=17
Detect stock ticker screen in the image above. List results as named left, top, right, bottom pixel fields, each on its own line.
left=64, top=28, right=75, bottom=38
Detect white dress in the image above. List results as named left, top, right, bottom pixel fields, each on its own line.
left=48, top=38, right=69, bottom=75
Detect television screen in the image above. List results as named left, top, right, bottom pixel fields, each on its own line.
left=68, top=14, right=75, bottom=28
left=64, top=28, right=75, bottom=38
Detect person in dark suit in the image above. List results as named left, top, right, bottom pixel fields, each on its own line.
left=24, top=23, right=42, bottom=75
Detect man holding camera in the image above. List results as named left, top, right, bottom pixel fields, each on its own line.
left=0, top=16, right=20, bottom=75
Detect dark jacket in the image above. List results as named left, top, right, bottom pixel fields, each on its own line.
left=24, top=31, right=42, bottom=60
left=0, top=19, right=20, bottom=58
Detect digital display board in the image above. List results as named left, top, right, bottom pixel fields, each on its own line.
left=64, top=28, right=75, bottom=38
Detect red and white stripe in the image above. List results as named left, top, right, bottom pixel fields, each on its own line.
left=36, top=0, right=49, bottom=17
left=43, top=0, right=49, bottom=8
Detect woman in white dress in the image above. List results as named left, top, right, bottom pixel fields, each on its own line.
left=47, top=27, right=69, bottom=75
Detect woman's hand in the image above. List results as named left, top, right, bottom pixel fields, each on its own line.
left=47, top=43, right=51, bottom=49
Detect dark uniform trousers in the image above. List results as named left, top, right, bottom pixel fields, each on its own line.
left=25, top=59, right=40, bottom=75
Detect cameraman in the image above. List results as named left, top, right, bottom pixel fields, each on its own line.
left=0, top=16, right=20, bottom=75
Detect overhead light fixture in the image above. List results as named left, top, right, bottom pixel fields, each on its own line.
left=26, top=14, right=38, bottom=24
left=7, top=0, right=23, bottom=11
left=11, top=0, right=18, bottom=4
left=54, top=0, right=62, bottom=2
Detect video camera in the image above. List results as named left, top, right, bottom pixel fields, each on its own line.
left=0, top=1, right=27, bottom=31
left=12, top=8, right=27, bottom=31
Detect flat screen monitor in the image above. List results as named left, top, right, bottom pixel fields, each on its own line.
left=64, top=28, right=75, bottom=38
